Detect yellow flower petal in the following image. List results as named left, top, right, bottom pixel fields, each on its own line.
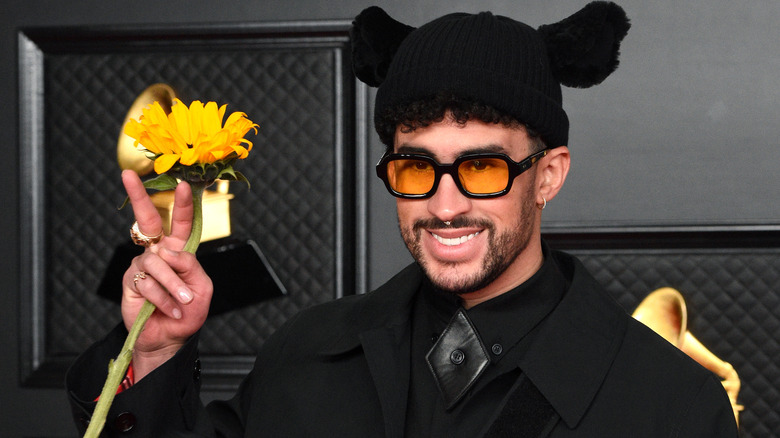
left=188, top=101, right=204, bottom=142
left=230, top=145, right=248, bottom=159
left=154, top=154, right=180, bottom=174
left=124, top=119, right=142, bottom=138
left=202, top=101, right=223, bottom=136
left=210, top=149, right=229, bottom=160
left=179, top=148, right=199, bottom=166
left=217, top=104, right=227, bottom=125
left=170, top=100, right=192, bottom=145
left=224, top=111, right=247, bottom=128
left=144, top=127, right=179, bottom=154
left=239, top=138, right=254, bottom=152
left=145, top=102, right=171, bottom=129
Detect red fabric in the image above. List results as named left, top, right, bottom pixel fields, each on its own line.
left=94, top=363, right=134, bottom=401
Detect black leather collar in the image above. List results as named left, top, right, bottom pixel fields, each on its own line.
left=425, top=309, right=490, bottom=409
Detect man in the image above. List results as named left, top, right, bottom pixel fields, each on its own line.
left=68, top=3, right=738, bottom=437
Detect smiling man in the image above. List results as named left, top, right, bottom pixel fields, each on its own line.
left=67, top=3, right=738, bottom=437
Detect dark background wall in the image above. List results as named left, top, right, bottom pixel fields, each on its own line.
left=2, top=1, right=778, bottom=437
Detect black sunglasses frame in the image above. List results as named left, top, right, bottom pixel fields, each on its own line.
left=376, top=149, right=548, bottom=199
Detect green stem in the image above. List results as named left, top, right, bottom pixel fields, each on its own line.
left=183, top=183, right=205, bottom=255
left=84, top=181, right=205, bottom=438
left=84, top=300, right=155, bottom=437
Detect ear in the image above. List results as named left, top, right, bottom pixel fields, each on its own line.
left=538, top=1, right=630, bottom=88
left=536, top=147, right=570, bottom=205
left=350, top=6, right=416, bottom=87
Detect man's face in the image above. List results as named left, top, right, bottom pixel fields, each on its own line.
left=394, top=116, right=543, bottom=301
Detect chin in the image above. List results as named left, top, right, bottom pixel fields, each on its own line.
left=421, top=258, right=501, bottom=295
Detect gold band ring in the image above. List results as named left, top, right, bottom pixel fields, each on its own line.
left=133, top=271, right=147, bottom=289
left=130, top=221, right=163, bottom=247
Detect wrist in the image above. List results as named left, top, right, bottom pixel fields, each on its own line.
left=132, top=343, right=184, bottom=381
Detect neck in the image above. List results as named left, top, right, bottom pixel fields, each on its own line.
left=459, top=239, right=545, bottom=309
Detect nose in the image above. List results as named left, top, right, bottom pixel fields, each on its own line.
left=427, top=173, right=471, bottom=223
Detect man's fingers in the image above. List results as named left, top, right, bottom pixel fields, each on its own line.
left=158, top=248, right=212, bottom=302
left=130, top=273, right=183, bottom=320
left=122, top=170, right=164, bottom=238
left=137, top=251, right=201, bottom=306
left=169, top=181, right=194, bottom=243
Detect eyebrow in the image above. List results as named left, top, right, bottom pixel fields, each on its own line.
left=395, top=143, right=507, bottom=159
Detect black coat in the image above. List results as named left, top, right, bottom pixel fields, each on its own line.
left=68, top=251, right=738, bottom=437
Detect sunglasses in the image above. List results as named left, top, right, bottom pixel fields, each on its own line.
left=376, top=149, right=548, bottom=199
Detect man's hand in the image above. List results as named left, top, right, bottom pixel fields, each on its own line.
left=120, top=170, right=213, bottom=380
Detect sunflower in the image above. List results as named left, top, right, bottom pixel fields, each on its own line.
left=124, top=99, right=258, bottom=176
left=85, top=97, right=258, bottom=438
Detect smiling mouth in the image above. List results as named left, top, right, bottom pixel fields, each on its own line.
left=431, top=231, right=480, bottom=247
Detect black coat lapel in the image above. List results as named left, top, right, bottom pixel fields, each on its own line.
left=318, top=264, right=423, bottom=438
left=360, top=324, right=411, bottom=438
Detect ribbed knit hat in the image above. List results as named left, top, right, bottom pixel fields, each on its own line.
left=351, top=2, right=630, bottom=147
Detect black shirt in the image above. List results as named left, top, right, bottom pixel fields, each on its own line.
left=405, top=248, right=569, bottom=437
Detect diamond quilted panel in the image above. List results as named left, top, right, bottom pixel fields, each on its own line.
left=570, top=249, right=780, bottom=438
left=43, top=45, right=345, bottom=359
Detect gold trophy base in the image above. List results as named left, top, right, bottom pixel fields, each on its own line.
left=150, top=186, right=234, bottom=243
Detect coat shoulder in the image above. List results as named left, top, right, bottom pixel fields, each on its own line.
left=260, top=263, right=422, bottom=357
left=585, top=307, right=738, bottom=435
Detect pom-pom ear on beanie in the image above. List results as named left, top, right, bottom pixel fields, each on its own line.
left=538, top=1, right=631, bottom=88
left=350, top=6, right=415, bottom=87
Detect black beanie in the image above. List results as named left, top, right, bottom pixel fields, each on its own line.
left=351, top=2, right=631, bottom=148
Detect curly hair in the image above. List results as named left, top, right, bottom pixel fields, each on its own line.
left=374, top=90, right=547, bottom=154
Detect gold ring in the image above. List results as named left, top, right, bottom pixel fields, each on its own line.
left=129, top=221, right=163, bottom=247
left=133, top=271, right=147, bottom=289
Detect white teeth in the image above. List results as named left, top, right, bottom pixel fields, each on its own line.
left=432, top=231, right=479, bottom=246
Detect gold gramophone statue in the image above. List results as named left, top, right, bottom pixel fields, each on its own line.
left=632, top=287, right=743, bottom=425
left=117, top=83, right=234, bottom=242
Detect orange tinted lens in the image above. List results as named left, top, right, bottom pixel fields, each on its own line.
left=458, top=158, right=509, bottom=194
left=387, top=158, right=436, bottom=195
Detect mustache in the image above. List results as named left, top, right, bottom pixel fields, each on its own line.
left=413, top=216, right=492, bottom=231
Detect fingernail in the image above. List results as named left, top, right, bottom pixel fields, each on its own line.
left=172, top=308, right=182, bottom=319
left=178, top=287, right=193, bottom=303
